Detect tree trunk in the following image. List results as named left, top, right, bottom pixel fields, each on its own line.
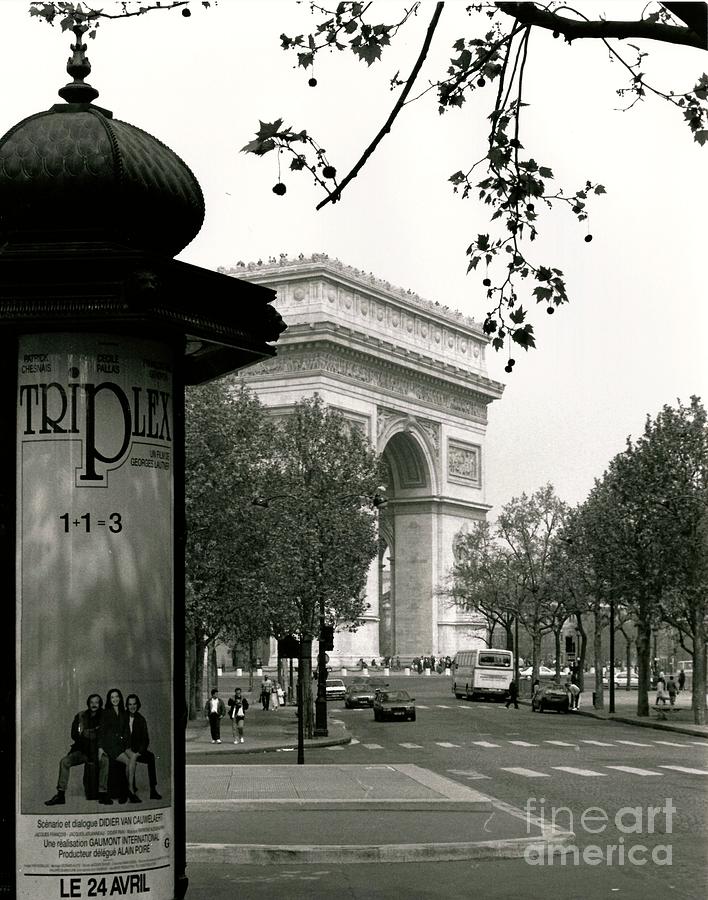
left=635, top=614, right=651, bottom=717
left=487, top=620, right=496, bottom=648
left=208, top=641, right=218, bottom=693
left=593, top=608, right=604, bottom=709
left=554, top=629, right=562, bottom=679
left=188, top=626, right=205, bottom=720
left=576, top=615, right=587, bottom=692
left=248, top=639, right=254, bottom=692
left=505, top=621, right=514, bottom=652
left=300, top=638, right=314, bottom=739
left=691, top=613, right=706, bottom=726
left=531, top=631, right=542, bottom=681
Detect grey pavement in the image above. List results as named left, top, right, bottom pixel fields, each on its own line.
left=185, top=679, right=705, bottom=866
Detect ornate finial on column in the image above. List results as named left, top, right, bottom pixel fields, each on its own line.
left=58, top=24, right=100, bottom=104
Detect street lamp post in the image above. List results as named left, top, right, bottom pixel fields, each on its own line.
left=609, top=597, right=616, bottom=714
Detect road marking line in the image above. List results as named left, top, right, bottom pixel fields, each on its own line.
left=470, top=741, right=500, bottom=748
left=544, top=741, right=576, bottom=747
left=606, top=766, right=661, bottom=776
left=435, top=742, right=461, bottom=748
left=552, top=767, right=606, bottom=777
left=447, top=769, right=491, bottom=780
left=659, top=765, right=708, bottom=775
left=436, top=705, right=453, bottom=708
left=325, top=746, right=345, bottom=751
left=581, top=740, right=616, bottom=747
left=616, top=740, right=652, bottom=747
left=416, top=705, right=430, bottom=709
left=349, top=739, right=360, bottom=745
left=398, top=742, right=423, bottom=749
left=690, top=741, right=708, bottom=745
left=362, top=743, right=383, bottom=750
left=500, top=767, right=549, bottom=778
left=653, top=740, right=690, bottom=747
left=508, top=740, right=538, bottom=747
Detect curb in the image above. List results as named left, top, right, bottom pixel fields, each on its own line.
left=186, top=829, right=574, bottom=865
left=520, top=699, right=708, bottom=738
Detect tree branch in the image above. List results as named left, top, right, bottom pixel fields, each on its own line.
left=315, top=1, right=444, bottom=210
left=496, top=2, right=707, bottom=50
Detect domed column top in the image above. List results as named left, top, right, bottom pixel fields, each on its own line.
left=57, top=23, right=100, bottom=104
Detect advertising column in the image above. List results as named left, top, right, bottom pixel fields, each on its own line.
left=16, top=333, right=175, bottom=900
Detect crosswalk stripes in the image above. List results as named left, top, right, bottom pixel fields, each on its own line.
left=349, top=739, right=360, bottom=745
left=501, top=767, right=549, bottom=778
left=616, top=740, right=652, bottom=747
left=543, top=740, right=576, bottom=747
left=606, top=766, right=661, bottom=776
left=470, top=741, right=500, bottom=748
left=580, top=740, right=615, bottom=747
left=552, top=766, right=606, bottom=777
left=653, top=740, right=691, bottom=747
left=435, top=741, right=461, bottom=748
left=362, top=743, right=383, bottom=750
left=659, top=765, right=708, bottom=775
left=399, top=742, right=423, bottom=749
left=436, top=705, right=453, bottom=709
left=416, top=705, right=430, bottom=709
left=508, top=740, right=538, bottom=747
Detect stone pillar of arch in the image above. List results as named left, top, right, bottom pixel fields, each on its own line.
left=231, top=255, right=504, bottom=664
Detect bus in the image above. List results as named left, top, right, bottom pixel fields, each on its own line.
left=451, top=648, right=514, bottom=701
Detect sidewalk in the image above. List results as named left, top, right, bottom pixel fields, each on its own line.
left=522, top=687, right=708, bottom=738
left=185, top=703, right=571, bottom=864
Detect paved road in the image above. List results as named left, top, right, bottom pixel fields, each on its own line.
left=186, top=679, right=708, bottom=899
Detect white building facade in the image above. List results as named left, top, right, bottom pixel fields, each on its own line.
left=225, top=254, right=504, bottom=666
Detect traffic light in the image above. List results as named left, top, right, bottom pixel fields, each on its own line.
left=320, top=624, right=334, bottom=651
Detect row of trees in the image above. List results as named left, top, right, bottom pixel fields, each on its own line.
left=184, top=381, right=384, bottom=736
left=450, top=397, right=708, bottom=723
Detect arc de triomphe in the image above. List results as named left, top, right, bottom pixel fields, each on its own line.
left=223, top=254, right=504, bottom=665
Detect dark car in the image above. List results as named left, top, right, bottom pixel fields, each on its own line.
left=373, top=689, right=416, bottom=722
left=532, top=683, right=569, bottom=714
left=345, top=682, right=376, bottom=708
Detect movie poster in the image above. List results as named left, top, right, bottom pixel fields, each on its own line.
left=16, top=334, right=174, bottom=900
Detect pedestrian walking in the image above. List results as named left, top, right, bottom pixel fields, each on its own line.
left=678, top=669, right=686, bottom=692
left=227, top=689, right=248, bottom=743
left=655, top=672, right=668, bottom=706
left=276, top=682, right=285, bottom=706
left=270, top=679, right=280, bottom=710
left=203, top=688, right=225, bottom=743
left=505, top=679, right=519, bottom=709
left=666, top=675, right=678, bottom=706
left=260, top=676, right=273, bottom=710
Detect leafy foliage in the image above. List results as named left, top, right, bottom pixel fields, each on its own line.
left=241, top=1, right=707, bottom=364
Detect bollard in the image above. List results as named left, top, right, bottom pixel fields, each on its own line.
left=341, top=667, right=347, bottom=677
left=424, top=667, right=431, bottom=676
left=404, top=667, right=410, bottom=676
left=383, top=667, right=390, bottom=677
left=236, top=667, right=243, bottom=677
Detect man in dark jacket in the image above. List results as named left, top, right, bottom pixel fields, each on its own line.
left=46, top=693, right=111, bottom=806
left=505, top=679, right=519, bottom=709
left=126, top=694, right=161, bottom=800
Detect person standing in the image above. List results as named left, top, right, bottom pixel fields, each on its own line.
left=125, top=694, right=162, bottom=800
left=655, top=672, right=668, bottom=706
left=204, top=688, right=225, bottom=742
left=678, top=669, right=686, bottom=692
left=261, top=676, right=273, bottom=710
left=227, top=689, right=248, bottom=743
left=505, top=679, right=519, bottom=709
left=666, top=675, right=678, bottom=706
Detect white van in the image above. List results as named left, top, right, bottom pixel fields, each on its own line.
left=452, top=649, right=514, bottom=700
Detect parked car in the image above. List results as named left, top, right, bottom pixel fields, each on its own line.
left=373, top=689, right=416, bottom=722
left=345, top=682, right=377, bottom=708
left=519, top=665, right=555, bottom=678
left=532, top=684, right=570, bottom=713
left=605, top=671, right=639, bottom=689
left=325, top=678, right=346, bottom=701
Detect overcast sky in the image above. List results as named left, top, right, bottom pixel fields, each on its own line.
left=2, top=0, right=705, bottom=513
